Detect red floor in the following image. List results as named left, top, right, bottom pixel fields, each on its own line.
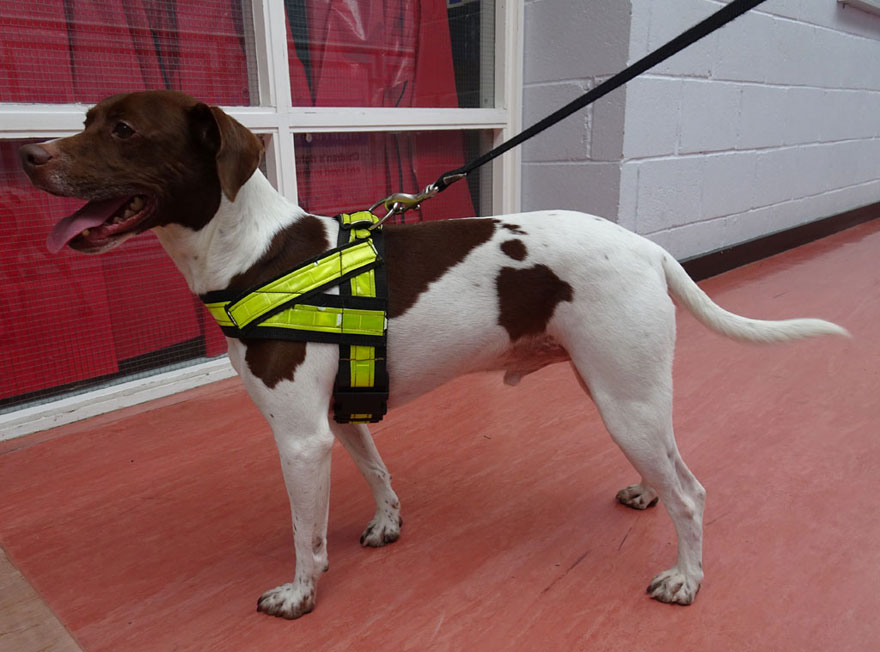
left=1, top=220, right=878, bottom=651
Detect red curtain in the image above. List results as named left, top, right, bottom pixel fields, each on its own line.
left=0, top=0, right=473, bottom=400
left=0, top=1, right=119, bottom=398
left=0, top=149, right=120, bottom=398
left=287, top=0, right=476, bottom=221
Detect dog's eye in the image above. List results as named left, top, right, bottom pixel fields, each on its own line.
left=112, top=122, right=135, bottom=139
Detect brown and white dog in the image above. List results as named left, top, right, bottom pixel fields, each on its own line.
left=20, top=90, right=848, bottom=619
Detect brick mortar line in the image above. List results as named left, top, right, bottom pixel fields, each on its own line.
left=520, top=135, right=880, bottom=166
left=642, top=178, right=880, bottom=238
left=621, top=136, right=880, bottom=164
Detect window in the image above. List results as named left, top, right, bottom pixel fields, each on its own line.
left=0, top=0, right=520, bottom=431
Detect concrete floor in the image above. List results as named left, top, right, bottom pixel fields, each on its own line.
left=1, top=219, right=877, bottom=651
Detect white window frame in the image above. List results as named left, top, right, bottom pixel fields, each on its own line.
left=0, top=0, right=523, bottom=440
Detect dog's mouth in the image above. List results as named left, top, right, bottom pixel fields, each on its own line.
left=47, top=194, right=156, bottom=254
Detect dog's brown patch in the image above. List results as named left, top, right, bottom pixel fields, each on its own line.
left=496, top=221, right=526, bottom=235
left=496, top=265, right=573, bottom=341
left=244, top=340, right=307, bottom=389
left=500, top=239, right=527, bottom=261
left=231, top=215, right=330, bottom=389
left=383, top=218, right=497, bottom=318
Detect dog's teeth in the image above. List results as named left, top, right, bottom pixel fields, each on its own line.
left=124, top=209, right=134, bottom=219
left=130, top=196, right=144, bottom=211
left=82, top=229, right=90, bottom=237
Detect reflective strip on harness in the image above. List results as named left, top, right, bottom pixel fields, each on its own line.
left=349, top=345, right=377, bottom=387
left=199, top=210, right=389, bottom=424
left=222, top=238, right=379, bottom=330
left=204, top=301, right=385, bottom=338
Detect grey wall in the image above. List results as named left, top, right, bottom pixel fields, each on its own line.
left=521, top=0, right=630, bottom=220
left=521, top=0, right=880, bottom=260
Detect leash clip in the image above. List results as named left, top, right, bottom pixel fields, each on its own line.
left=368, top=184, right=438, bottom=228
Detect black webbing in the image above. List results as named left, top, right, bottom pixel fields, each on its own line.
left=432, top=0, right=768, bottom=193
left=333, top=217, right=389, bottom=424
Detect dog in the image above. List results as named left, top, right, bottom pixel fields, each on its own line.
left=19, top=90, right=848, bottom=619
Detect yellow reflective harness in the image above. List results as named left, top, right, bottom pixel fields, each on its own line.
left=199, top=211, right=389, bottom=423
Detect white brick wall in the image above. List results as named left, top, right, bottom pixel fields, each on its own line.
left=521, top=0, right=630, bottom=218
left=522, top=0, right=880, bottom=260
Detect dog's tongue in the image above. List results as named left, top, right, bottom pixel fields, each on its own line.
left=46, top=197, right=129, bottom=253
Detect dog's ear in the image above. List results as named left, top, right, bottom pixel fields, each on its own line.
left=191, top=103, right=264, bottom=202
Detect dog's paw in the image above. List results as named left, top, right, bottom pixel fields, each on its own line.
left=647, top=568, right=700, bottom=605
left=257, top=582, right=316, bottom=619
left=360, top=509, right=402, bottom=547
left=616, top=484, right=659, bottom=510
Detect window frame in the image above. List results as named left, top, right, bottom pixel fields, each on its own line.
left=0, top=0, right=522, bottom=213
left=0, top=0, right=523, bottom=438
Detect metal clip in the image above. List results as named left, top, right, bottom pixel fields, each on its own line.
left=368, top=184, right=439, bottom=228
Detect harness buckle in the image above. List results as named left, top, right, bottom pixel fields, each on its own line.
left=339, top=211, right=382, bottom=236
left=340, top=218, right=375, bottom=231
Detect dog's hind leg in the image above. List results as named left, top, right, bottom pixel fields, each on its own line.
left=559, top=286, right=706, bottom=604
left=331, top=423, right=402, bottom=547
left=576, top=349, right=706, bottom=604
left=606, top=408, right=705, bottom=605
left=574, top=361, right=658, bottom=509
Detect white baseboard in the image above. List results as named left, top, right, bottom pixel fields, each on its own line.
left=0, top=357, right=237, bottom=442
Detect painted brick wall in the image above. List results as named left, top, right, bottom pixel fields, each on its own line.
left=521, top=0, right=631, bottom=220
left=522, top=0, right=880, bottom=260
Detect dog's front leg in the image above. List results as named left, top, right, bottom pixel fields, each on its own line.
left=257, top=425, right=334, bottom=619
left=331, top=423, right=402, bottom=546
left=227, top=340, right=341, bottom=619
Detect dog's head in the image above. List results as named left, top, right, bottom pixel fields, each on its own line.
left=19, top=90, right=264, bottom=254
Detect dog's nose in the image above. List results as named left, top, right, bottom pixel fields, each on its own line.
left=19, top=143, right=53, bottom=171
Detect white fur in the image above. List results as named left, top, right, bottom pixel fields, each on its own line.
left=662, top=255, right=849, bottom=342
left=152, top=170, right=846, bottom=618
left=154, top=172, right=306, bottom=295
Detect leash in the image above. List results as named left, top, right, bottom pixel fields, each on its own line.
left=369, top=0, right=769, bottom=223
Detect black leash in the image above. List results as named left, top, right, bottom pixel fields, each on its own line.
left=435, top=0, right=768, bottom=192
left=371, top=0, right=768, bottom=221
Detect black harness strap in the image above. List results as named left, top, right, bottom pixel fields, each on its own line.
left=333, top=213, right=390, bottom=423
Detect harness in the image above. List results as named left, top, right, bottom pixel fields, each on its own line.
left=199, top=211, right=389, bottom=424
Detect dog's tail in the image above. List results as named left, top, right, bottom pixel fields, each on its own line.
left=661, top=254, right=849, bottom=343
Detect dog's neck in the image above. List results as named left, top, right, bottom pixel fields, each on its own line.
left=153, top=170, right=310, bottom=295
